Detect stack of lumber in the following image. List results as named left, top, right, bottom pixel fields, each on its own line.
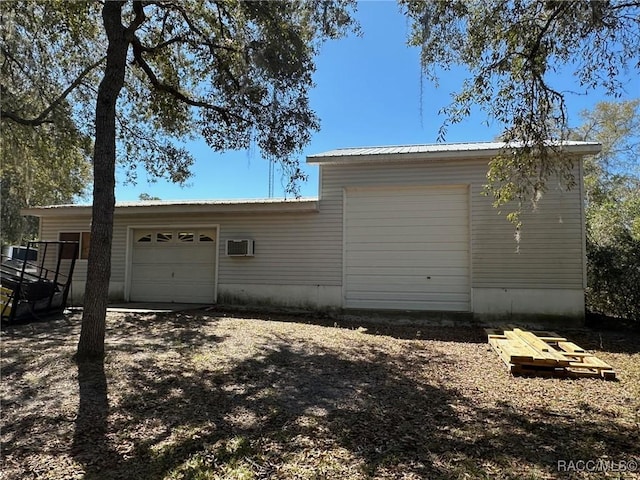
left=486, top=327, right=616, bottom=380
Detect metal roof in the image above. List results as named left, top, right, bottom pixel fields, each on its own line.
left=22, top=198, right=319, bottom=217
left=307, top=141, right=602, bottom=164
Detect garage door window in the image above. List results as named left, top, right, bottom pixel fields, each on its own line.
left=136, top=232, right=152, bottom=243
left=199, top=231, right=215, bottom=242
left=136, top=230, right=216, bottom=245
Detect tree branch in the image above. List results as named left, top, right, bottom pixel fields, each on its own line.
left=126, top=0, right=147, bottom=36
left=610, top=2, right=640, bottom=9
left=0, top=108, right=55, bottom=125
left=136, top=35, right=185, bottom=53
left=130, top=37, right=210, bottom=109
left=1, top=56, right=106, bottom=126
left=1, top=47, right=30, bottom=77
left=148, top=1, right=240, bottom=53
left=130, top=35, right=247, bottom=125
left=526, top=1, right=571, bottom=72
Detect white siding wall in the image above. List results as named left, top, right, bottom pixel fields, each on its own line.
left=319, top=159, right=585, bottom=291
left=35, top=155, right=585, bottom=319
left=38, top=209, right=342, bottom=307
left=38, top=216, right=92, bottom=304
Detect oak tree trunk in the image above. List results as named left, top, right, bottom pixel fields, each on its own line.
left=76, top=1, right=129, bottom=360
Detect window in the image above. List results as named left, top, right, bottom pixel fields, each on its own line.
left=136, top=232, right=152, bottom=243
left=59, top=232, right=91, bottom=259
left=156, top=232, right=172, bottom=243
left=199, top=231, right=215, bottom=242
left=178, top=232, right=194, bottom=242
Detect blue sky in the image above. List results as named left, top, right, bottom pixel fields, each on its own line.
left=115, top=1, right=639, bottom=202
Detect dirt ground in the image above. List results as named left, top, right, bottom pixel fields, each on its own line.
left=1, top=309, right=639, bottom=479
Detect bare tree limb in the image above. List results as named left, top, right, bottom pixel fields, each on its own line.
left=610, top=2, right=640, bottom=9
left=1, top=56, right=106, bottom=126
left=126, top=0, right=147, bottom=36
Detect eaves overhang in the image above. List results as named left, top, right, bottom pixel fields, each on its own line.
left=307, top=141, right=602, bottom=165
left=21, top=198, right=320, bottom=217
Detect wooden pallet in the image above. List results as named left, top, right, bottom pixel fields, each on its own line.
left=486, top=328, right=616, bottom=380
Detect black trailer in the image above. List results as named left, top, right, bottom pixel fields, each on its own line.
left=1, top=241, right=78, bottom=323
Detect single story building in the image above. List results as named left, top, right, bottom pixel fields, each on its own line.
left=23, top=141, right=601, bottom=323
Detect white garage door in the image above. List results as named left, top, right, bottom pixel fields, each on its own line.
left=344, top=185, right=470, bottom=311
left=130, top=229, right=216, bottom=303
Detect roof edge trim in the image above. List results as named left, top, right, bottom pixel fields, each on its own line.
left=22, top=198, right=319, bottom=217
left=307, top=141, right=602, bottom=165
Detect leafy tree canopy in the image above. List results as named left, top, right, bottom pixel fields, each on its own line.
left=2, top=0, right=358, bottom=359
left=571, top=100, right=640, bottom=321
left=0, top=103, right=92, bottom=246
left=1, top=5, right=93, bottom=245
left=138, top=193, right=161, bottom=201
left=573, top=99, right=640, bottom=244
left=573, top=99, right=640, bottom=194
left=401, top=0, right=640, bottom=223
left=2, top=0, right=357, bottom=191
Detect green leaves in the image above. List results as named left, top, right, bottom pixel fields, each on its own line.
left=0, top=110, right=92, bottom=245
left=574, top=100, right=640, bottom=322
left=400, top=0, right=639, bottom=220
left=1, top=1, right=98, bottom=245
left=2, top=1, right=358, bottom=192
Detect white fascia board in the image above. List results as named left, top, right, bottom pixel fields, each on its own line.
left=21, top=198, right=319, bottom=217
left=307, top=142, right=602, bottom=165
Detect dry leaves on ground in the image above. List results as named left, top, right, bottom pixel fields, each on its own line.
left=1, top=309, right=639, bottom=479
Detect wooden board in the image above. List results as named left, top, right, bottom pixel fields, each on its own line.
left=486, top=327, right=616, bottom=380
left=1, top=286, right=13, bottom=317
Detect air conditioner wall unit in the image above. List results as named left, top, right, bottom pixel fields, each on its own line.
left=226, top=239, right=255, bottom=256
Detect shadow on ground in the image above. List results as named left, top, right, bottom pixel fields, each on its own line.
left=198, top=305, right=488, bottom=344
left=69, top=315, right=638, bottom=479
left=2, top=310, right=638, bottom=479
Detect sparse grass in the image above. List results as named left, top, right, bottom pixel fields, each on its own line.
left=1, top=309, right=639, bottom=479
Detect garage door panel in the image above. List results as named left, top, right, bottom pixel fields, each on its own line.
left=346, top=274, right=469, bottom=287
left=170, top=247, right=215, bottom=263
left=347, top=239, right=469, bottom=250
left=347, top=283, right=470, bottom=295
left=132, top=281, right=214, bottom=292
left=345, top=186, right=470, bottom=311
left=346, top=298, right=469, bottom=311
left=131, top=264, right=175, bottom=280
left=349, top=189, right=466, bottom=200
left=348, top=252, right=468, bottom=268
left=171, top=269, right=214, bottom=283
left=130, top=248, right=159, bottom=264
left=348, top=225, right=468, bottom=237
left=132, top=246, right=215, bottom=264
left=131, top=282, right=214, bottom=304
left=132, top=266, right=213, bottom=284
left=347, top=290, right=469, bottom=301
left=348, top=266, right=469, bottom=277
left=346, top=202, right=468, bottom=216
left=130, top=228, right=216, bottom=303
left=346, top=198, right=468, bottom=210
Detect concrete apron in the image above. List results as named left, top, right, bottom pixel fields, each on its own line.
left=106, top=303, right=208, bottom=313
